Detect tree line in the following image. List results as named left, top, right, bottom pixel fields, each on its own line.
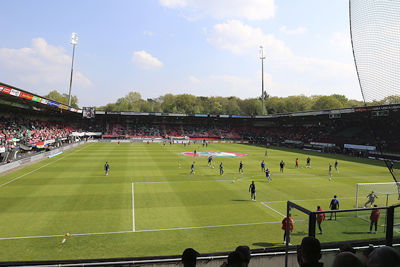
left=45, top=90, right=400, bottom=115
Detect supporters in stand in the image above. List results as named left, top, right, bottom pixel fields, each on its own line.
left=0, top=117, right=75, bottom=151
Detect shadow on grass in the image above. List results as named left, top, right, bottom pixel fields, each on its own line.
left=252, top=242, right=276, bottom=247
left=292, top=231, right=307, bottom=236
left=342, top=231, right=370, bottom=235
left=232, top=199, right=251, bottom=202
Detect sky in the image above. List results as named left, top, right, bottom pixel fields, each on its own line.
left=0, top=0, right=362, bottom=107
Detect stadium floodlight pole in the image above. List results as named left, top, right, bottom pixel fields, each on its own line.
left=68, top=32, right=78, bottom=107
left=259, top=46, right=266, bottom=115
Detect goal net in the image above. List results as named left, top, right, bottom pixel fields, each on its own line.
left=350, top=0, right=400, bottom=199
left=356, top=182, right=400, bottom=209
left=356, top=182, right=400, bottom=227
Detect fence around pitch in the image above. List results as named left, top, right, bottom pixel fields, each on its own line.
left=284, top=201, right=400, bottom=267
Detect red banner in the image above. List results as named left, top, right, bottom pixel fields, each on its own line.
left=19, top=92, right=33, bottom=100
left=0, top=86, right=11, bottom=94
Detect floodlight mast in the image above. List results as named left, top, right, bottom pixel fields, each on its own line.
left=68, top=32, right=78, bottom=107
left=259, top=46, right=266, bottom=115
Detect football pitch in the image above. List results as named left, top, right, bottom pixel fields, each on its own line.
left=0, top=142, right=396, bottom=261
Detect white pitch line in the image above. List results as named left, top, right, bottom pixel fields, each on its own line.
left=263, top=196, right=356, bottom=204
left=261, top=202, right=285, bottom=217
left=0, top=144, right=91, bottom=188
left=135, top=221, right=281, bottom=233
left=0, top=221, right=282, bottom=241
left=132, top=182, right=135, bottom=232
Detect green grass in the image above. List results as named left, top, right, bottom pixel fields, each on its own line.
left=0, top=142, right=397, bottom=261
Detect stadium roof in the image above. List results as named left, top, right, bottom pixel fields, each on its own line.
left=0, top=82, right=81, bottom=114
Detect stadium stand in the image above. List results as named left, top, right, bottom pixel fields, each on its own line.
left=1, top=82, right=400, bottom=266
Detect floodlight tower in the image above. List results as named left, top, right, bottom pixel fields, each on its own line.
left=259, top=45, right=266, bottom=115
left=68, top=32, right=78, bottom=107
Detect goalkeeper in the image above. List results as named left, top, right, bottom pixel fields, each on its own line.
left=364, top=191, right=378, bottom=208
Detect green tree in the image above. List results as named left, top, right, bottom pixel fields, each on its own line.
left=45, top=90, right=79, bottom=108
left=311, top=96, right=343, bottom=110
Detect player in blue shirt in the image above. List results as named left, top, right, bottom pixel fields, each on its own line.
left=261, top=160, right=265, bottom=172
left=265, top=168, right=271, bottom=182
left=190, top=162, right=195, bottom=175
left=208, top=156, right=213, bottom=167
left=104, top=162, right=110, bottom=176
left=334, top=160, right=339, bottom=173
left=249, top=181, right=256, bottom=201
left=329, top=163, right=332, bottom=178
left=239, top=161, right=243, bottom=174
left=219, top=162, right=224, bottom=176
left=329, top=195, right=339, bottom=220
left=306, top=157, right=311, bottom=168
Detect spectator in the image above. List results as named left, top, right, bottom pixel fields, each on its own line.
left=367, top=246, right=400, bottom=267
left=297, top=236, right=323, bottom=267
left=332, top=252, right=363, bottom=267
left=282, top=214, right=294, bottom=244
left=235, top=246, right=250, bottom=267
left=339, top=243, right=356, bottom=254
left=316, top=206, right=325, bottom=234
left=369, top=205, right=380, bottom=234
left=182, top=248, right=200, bottom=267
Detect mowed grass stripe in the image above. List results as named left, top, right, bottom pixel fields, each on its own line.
left=0, top=142, right=396, bottom=261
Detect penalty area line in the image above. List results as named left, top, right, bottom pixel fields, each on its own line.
left=0, top=221, right=283, bottom=241
left=261, top=202, right=285, bottom=217
left=132, top=182, right=135, bottom=232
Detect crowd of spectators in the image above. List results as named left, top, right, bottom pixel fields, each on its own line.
left=181, top=237, right=400, bottom=267
left=1, top=112, right=399, bottom=157
left=0, top=117, right=75, bottom=149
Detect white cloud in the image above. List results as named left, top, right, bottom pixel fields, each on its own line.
left=206, top=20, right=361, bottom=99
left=330, top=32, right=352, bottom=52
left=132, top=50, right=163, bottom=70
left=159, top=0, right=187, bottom=8
left=208, top=20, right=291, bottom=58
left=159, top=0, right=275, bottom=20
left=280, top=26, right=308, bottom=35
left=0, top=37, right=93, bottom=96
left=143, top=30, right=154, bottom=36
left=188, top=75, right=200, bottom=83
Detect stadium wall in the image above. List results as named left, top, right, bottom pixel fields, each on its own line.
left=0, top=140, right=86, bottom=175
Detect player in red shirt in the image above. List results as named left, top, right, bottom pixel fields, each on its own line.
left=282, top=214, right=294, bottom=244
left=316, top=206, right=325, bottom=234
left=369, top=205, right=380, bottom=234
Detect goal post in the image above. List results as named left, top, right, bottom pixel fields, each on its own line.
left=356, top=182, right=400, bottom=217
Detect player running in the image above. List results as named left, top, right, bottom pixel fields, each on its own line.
left=104, top=162, right=110, bottom=176
left=239, top=161, right=243, bottom=174
left=208, top=155, right=213, bottom=167
left=306, top=157, right=311, bottom=168
left=249, top=181, right=256, bottom=201
left=334, top=160, right=339, bottom=172
left=329, top=163, right=332, bottom=178
left=364, top=191, right=378, bottom=208
left=295, top=158, right=299, bottom=168
left=261, top=160, right=265, bottom=172
left=280, top=160, right=285, bottom=173
left=265, top=168, right=272, bottom=182
left=194, top=150, right=197, bottom=157
left=190, top=162, right=195, bottom=175
left=265, top=149, right=268, bottom=158
left=219, top=162, right=224, bottom=176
